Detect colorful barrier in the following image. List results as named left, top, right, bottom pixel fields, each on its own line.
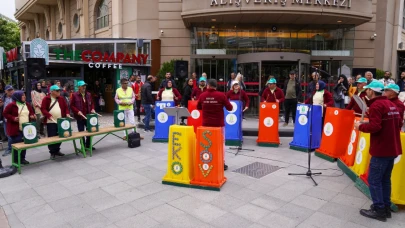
left=257, top=102, right=280, bottom=147
left=315, top=108, right=355, bottom=162
left=350, top=132, right=371, bottom=177
left=162, top=125, right=196, bottom=185
left=191, top=127, right=226, bottom=190
left=391, top=133, right=405, bottom=205
left=224, top=101, right=243, bottom=146
left=289, top=104, right=322, bottom=152
left=153, top=101, right=175, bottom=142
left=187, top=100, right=202, bottom=133
left=340, top=117, right=367, bottom=167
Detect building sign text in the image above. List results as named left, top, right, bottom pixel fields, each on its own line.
left=210, top=0, right=352, bottom=8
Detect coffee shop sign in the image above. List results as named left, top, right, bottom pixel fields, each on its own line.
left=210, top=0, right=352, bottom=8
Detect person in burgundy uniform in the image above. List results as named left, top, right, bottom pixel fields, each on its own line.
left=346, top=77, right=370, bottom=115
left=132, top=75, right=144, bottom=123
left=261, top=78, right=285, bottom=103
left=197, top=79, right=233, bottom=170
left=70, top=81, right=96, bottom=150
left=355, top=81, right=402, bottom=222
left=226, top=81, right=249, bottom=113
left=383, top=84, right=405, bottom=127
left=191, top=77, right=208, bottom=100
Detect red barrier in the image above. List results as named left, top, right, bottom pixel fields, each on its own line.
left=257, top=102, right=280, bottom=147
left=187, top=100, right=202, bottom=133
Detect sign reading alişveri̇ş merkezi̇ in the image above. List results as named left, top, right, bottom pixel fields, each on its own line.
left=210, top=0, right=352, bottom=8
left=52, top=49, right=149, bottom=69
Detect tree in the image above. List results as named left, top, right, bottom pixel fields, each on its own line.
left=0, top=18, right=20, bottom=51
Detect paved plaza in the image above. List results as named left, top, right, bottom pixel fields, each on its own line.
left=0, top=118, right=404, bottom=228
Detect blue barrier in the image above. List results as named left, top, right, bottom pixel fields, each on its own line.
left=153, top=101, right=175, bottom=142
left=289, top=104, right=322, bottom=152
left=224, top=100, right=243, bottom=146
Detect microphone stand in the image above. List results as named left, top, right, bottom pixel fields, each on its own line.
left=288, top=68, right=322, bottom=186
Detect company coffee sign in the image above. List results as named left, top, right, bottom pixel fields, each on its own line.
left=210, top=0, right=352, bottom=8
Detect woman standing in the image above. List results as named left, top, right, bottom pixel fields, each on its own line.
left=226, top=81, right=249, bottom=112
left=157, top=80, right=182, bottom=105
left=31, top=82, right=46, bottom=137
left=305, top=81, right=334, bottom=119
left=180, top=78, right=194, bottom=125
left=3, top=91, right=36, bottom=165
left=333, top=74, right=349, bottom=108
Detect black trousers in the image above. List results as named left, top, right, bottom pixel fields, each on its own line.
left=77, top=119, right=91, bottom=147
left=135, top=100, right=142, bottom=119
left=11, top=132, right=26, bottom=162
left=47, top=123, right=61, bottom=154
left=284, top=99, right=298, bottom=124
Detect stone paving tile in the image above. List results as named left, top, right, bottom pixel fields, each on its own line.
left=144, top=204, right=185, bottom=223
left=68, top=212, right=112, bottom=228
left=86, top=195, right=124, bottom=212
left=250, top=195, right=288, bottom=211
left=291, top=194, right=328, bottom=211
left=115, top=214, right=159, bottom=228
left=232, top=203, right=271, bottom=222
left=33, top=182, right=73, bottom=203
left=209, top=194, right=247, bottom=211
left=115, top=187, right=149, bottom=202
left=48, top=195, right=83, bottom=212
left=10, top=196, right=46, bottom=213
left=164, top=214, right=212, bottom=228
left=101, top=182, right=133, bottom=195
left=2, top=188, right=39, bottom=204
left=0, top=207, right=10, bottom=228
left=299, top=211, right=346, bottom=228
left=331, top=193, right=369, bottom=209
left=276, top=203, right=316, bottom=224
left=100, top=204, right=140, bottom=223
left=210, top=212, right=253, bottom=228
left=257, top=213, right=300, bottom=228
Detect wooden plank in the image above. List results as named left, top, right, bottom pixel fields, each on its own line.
left=12, top=126, right=135, bottom=150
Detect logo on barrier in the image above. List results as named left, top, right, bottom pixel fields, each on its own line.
left=61, top=120, right=70, bottom=130
left=191, top=110, right=200, bottom=119
left=167, top=103, right=171, bottom=107
left=229, top=102, right=238, bottom=113
left=272, top=104, right=276, bottom=109
left=359, top=137, right=366, bottom=151
left=299, top=106, right=308, bottom=114
left=348, top=144, right=353, bottom=155
left=23, top=125, right=37, bottom=140
left=261, top=104, right=266, bottom=109
left=226, top=114, right=237, bottom=125
left=159, top=103, right=166, bottom=109
left=199, top=130, right=214, bottom=177
left=171, top=161, right=183, bottom=175
left=323, top=123, right=333, bottom=136
left=298, top=115, right=308, bottom=126
left=117, top=112, right=125, bottom=121
left=350, top=130, right=356, bottom=143
left=356, top=151, right=363, bottom=164
left=90, top=117, right=98, bottom=126
left=263, top=117, right=274, bottom=127
left=334, top=110, right=339, bottom=115
left=394, top=155, right=401, bottom=164
left=158, top=112, right=169, bottom=123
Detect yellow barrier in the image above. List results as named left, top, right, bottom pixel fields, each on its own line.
left=351, top=132, right=371, bottom=176
left=391, top=133, right=405, bottom=205
left=162, top=125, right=195, bottom=185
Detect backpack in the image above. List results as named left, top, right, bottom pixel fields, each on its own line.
left=128, top=132, right=141, bottom=148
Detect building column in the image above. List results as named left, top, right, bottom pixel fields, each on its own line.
left=112, top=0, right=123, bottom=38
left=63, top=0, right=71, bottom=39
left=81, top=0, right=89, bottom=38
left=50, top=6, right=56, bottom=40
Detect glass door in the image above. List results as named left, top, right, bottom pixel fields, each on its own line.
left=193, top=59, right=234, bottom=93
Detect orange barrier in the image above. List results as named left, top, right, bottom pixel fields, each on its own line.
left=315, top=108, right=355, bottom=162
left=391, top=132, right=405, bottom=205
left=191, top=127, right=226, bottom=189
left=341, top=117, right=368, bottom=167
left=257, top=102, right=280, bottom=147
left=187, top=100, right=202, bottom=133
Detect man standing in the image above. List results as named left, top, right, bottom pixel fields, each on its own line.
left=141, top=75, right=156, bottom=132
left=226, top=72, right=236, bottom=91
left=355, top=81, right=402, bottom=222
left=261, top=79, right=285, bottom=103
left=379, top=71, right=395, bottom=86
left=132, top=75, right=144, bottom=122
left=397, top=71, right=405, bottom=92
left=115, top=78, right=139, bottom=139
left=191, top=72, right=198, bottom=89
left=70, top=81, right=96, bottom=150
left=41, top=85, right=71, bottom=159
left=365, top=71, right=376, bottom=85
left=159, top=72, right=177, bottom=89
left=283, top=71, right=302, bottom=127
left=197, top=79, right=233, bottom=170
left=383, top=84, right=404, bottom=126
left=346, top=77, right=369, bottom=115
left=191, top=77, right=207, bottom=100
left=128, top=75, right=136, bottom=88
left=1, top=85, right=14, bottom=156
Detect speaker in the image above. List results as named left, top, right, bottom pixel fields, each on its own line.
left=174, top=60, right=188, bottom=79
left=27, top=58, right=46, bottom=79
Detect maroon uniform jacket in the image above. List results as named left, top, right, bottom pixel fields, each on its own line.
left=70, top=92, right=95, bottom=120
left=197, top=88, right=233, bottom=127
left=191, top=86, right=207, bottom=100
left=389, top=97, right=405, bottom=128
left=226, top=90, right=250, bottom=108
left=359, top=96, right=402, bottom=157
left=346, top=89, right=369, bottom=114
left=157, top=88, right=182, bottom=106
left=261, top=87, right=285, bottom=103
left=3, top=102, right=35, bottom=137
left=41, top=96, right=70, bottom=124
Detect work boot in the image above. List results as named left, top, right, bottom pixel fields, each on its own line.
left=224, top=164, right=228, bottom=171
left=54, top=151, right=65, bottom=157
left=360, top=207, right=387, bottom=222
left=21, top=160, right=30, bottom=165
left=2, top=150, right=11, bottom=157
left=371, top=204, right=392, bottom=218
left=283, top=123, right=288, bottom=127
left=0, top=159, right=3, bottom=169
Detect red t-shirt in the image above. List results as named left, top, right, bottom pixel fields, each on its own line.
left=197, top=88, right=233, bottom=127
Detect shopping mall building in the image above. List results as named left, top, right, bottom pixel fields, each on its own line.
left=6, top=0, right=405, bottom=114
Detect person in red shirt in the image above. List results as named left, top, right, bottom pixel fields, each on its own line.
left=261, top=78, right=285, bottom=103
left=192, top=77, right=207, bottom=100
left=347, top=77, right=369, bottom=115
left=383, top=84, right=404, bottom=128
left=191, top=72, right=198, bottom=89
left=132, top=75, right=144, bottom=122
left=226, top=81, right=249, bottom=112
left=197, top=79, right=233, bottom=170
left=355, top=81, right=402, bottom=222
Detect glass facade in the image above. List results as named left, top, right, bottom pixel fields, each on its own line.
left=191, top=25, right=355, bottom=56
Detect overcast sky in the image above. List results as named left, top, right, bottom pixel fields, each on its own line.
left=0, top=0, right=16, bottom=20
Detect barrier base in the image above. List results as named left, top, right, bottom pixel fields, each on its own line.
left=162, top=177, right=190, bottom=186
left=355, top=177, right=371, bottom=200
left=315, top=151, right=337, bottom=163
left=152, top=138, right=168, bottom=143
left=162, top=180, right=224, bottom=191
left=289, top=146, right=314, bottom=153
left=225, top=140, right=242, bottom=146
left=257, top=142, right=280, bottom=147
left=190, top=177, right=227, bottom=190
left=337, top=159, right=357, bottom=182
